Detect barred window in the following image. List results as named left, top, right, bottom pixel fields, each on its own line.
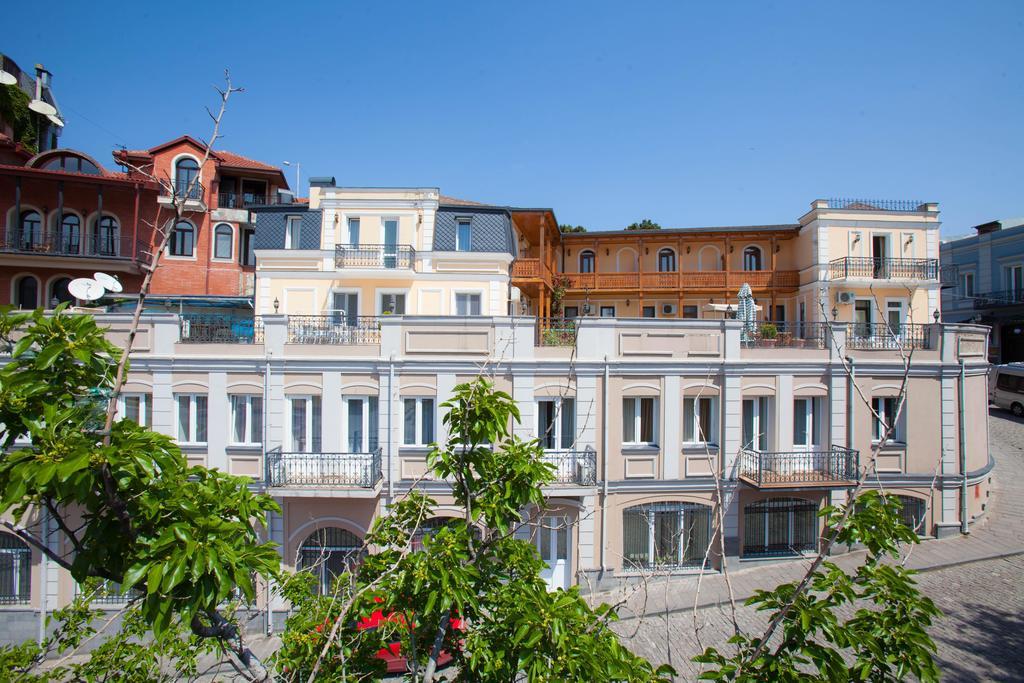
left=299, top=527, right=362, bottom=594
left=743, top=497, right=818, bottom=557
left=622, top=502, right=711, bottom=570
left=0, top=532, right=31, bottom=604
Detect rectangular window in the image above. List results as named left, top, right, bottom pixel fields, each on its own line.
left=600, top=306, right=616, bottom=317
left=175, top=394, right=208, bottom=444
left=642, top=305, right=656, bottom=318
left=403, top=398, right=435, bottom=446
left=683, top=397, right=717, bottom=445
left=537, top=398, right=575, bottom=450
left=741, top=397, right=770, bottom=451
left=456, top=219, right=471, bottom=251
left=1007, top=265, right=1024, bottom=295
left=230, top=395, right=263, bottom=445
left=564, top=306, right=579, bottom=318
left=380, top=293, right=406, bottom=315
left=119, top=393, right=151, bottom=428
left=214, top=225, right=233, bottom=259
left=345, top=397, right=379, bottom=452
left=682, top=305, right=698, bottom=319
left=289, top=396, right=322, bottom=452
left=793, top=397, right=822, bottom=448
left=285, top=216, right=302, bottom=249
left=774, top=305, right=786, bottom=323
left=623, top=397, right=657, bottom=446
left=886, top=300, right=904, bottom=334
left=853, top=300, right=873, bottom=337
left=332, top=292, right=359, bottom=325
left=347, top=217, right=360, bottom=245
left=240, top=228, right=256, bottom=266
left=961, top=272, right=975, bottom=298
left=872, top=397, right=905, bottom=443
left=456, top=293, right=482, bottom=316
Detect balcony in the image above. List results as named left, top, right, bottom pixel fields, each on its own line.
left=0, top=230, right=135, bottom=260
left=829, top=257, right=939, bottom=281
left=335, top=244, right=415, bottom=270
left=543, top=448, right=597, bottom=486
left=846, top=323, right=930, bottom=350
left=738, top=446, right=859, bottom=488
left=265, top=448, right=383, bottom=488
left=179, top=314, right=263, bottom=344
left=826, top=198, right=928, bottom=212
left=973, top=290, right=1024, bottom=309
left=286, top=315, right=381, bottom=345
left=740, top=321, right=829, bottom=349
left=171, top=179, right=204, bottom=201
left=217, top=192, right=290, bottom=209
left=562, top=270, right=799, bottom=292
left=537, top=317, right=577, bottom=347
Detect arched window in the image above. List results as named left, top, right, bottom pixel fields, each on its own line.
left=622, top=502, right=711, bottom=569
left=743, top=246, right=763, bottom=271
left=49, top=277, right=73, bottom=306
left=57, top=214, right=81, bottom=254
left=213, top=223, right=233, bottom=260
left=657, top=248, right=676, bottom=272
left=14, top=276, right=39, bottom=309
left=92, top=215, right=120, bottom=256
left=743, top=497, right=818, bottom=557
left=616, top=248, right=638, bottom=272
left=579, top=250, right=595, bottom=274
left=169, top=221, right=195, bottom=257
left=894, top=495, right=927, bottom=535
left=174, top=157, right=201, bottom=198
left=0, top=532, right=31, bottom=604
left=18, top=210, right=42, bottom=251
left=298, top=527, right=363, bottom=594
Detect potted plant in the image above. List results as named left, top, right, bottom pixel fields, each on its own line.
left=759, top=322, right=778, bottom=346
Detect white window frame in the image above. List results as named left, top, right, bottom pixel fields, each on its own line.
left=403, top=397, right=435, bottom=446
left=455, top=218, right=471, bottom=251
left=229, top=394, right=263, bottom=446
left=342, top=396, right=378, bottom=453
left=599, top=305, right=616, bottom=317
left=961, top=271, right=975, bottom=298
left=212, top=222, right=234, bottom=261
left=683, top=396, right=718, bottom=446
left=118, top=393, right=151, bottom=428
left=1005, top=264, right=1023, bottom=295
left=454, top=291, right=483, bottom=316
left=535, top=397, right=576, bottom=451
left=623, top=397, right=658, bottom=447
left=175, top=394, right=208, bottom=445
left=742, top=397, right=771, bottom=451
left=347, top=216, right=361, bottom=245
left=288, top=395, right=321, bottom=453
left=792, top=397, right=822, bottom=449
left=285, top=215, right=302, bottom=249
left=377, top=289, right=409, bottom=315
left=872, top=396, right=906, bottom=444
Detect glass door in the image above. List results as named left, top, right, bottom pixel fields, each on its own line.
left=383, top=219, right=398, bottom=268
left=537, top=516, right=570, bottom=590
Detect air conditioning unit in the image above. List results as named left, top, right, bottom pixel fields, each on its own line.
left=662, top=303, right=677, bottom=315
left=836, top=291, right=855, bottom=305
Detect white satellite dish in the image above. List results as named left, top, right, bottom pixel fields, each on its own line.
left=0, top=70, right=16, bottom=86
left=28, top=99, right=57, bottom=116
left=46, top=113, right=64, bottom=127
left=67, top=278, right=105, bottom=302
left=93, top=272, right=122, bottom=293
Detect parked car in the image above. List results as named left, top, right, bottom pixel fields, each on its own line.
left=990, top=363, right=1024, bottom=416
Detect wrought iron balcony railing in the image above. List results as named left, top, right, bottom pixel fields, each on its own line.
left=170, top=179, right=204, bottom=201
left=973, top=289, right=1024, bottom=309
left=537, top=318, right=577, bottom=347
left=286, top=315, right=381, bottom=344
left=846, top=322, right=930, bottom=350
left=179, top=314, right=264, bottom=344
left=740, top=321, right=829, bottom=349
left=542, top=448, right=597, bottom=485
left=0, top=229, right=134, bottom=259
left=265, top=447, right=383, bottom=488
left=217, top=192, right=287, bottom=209
left=335, top=244, right=415, bottom=270
left=829, top=257, right=939, bottom=280
left=738, top=446, right=859, bottom=488
left=826, top=198, right=927, bottom=212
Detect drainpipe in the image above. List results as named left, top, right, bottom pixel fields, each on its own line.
left=959, top=359, right=969, bottom=534
left=388, top=356, right=395, bottom=499
left=38, top=510, right=48, bottom=646
left=263, top=350, right=273, bottom=636
left=845, top=357, right=854, bottom=452
left=600, top=355, right=609, bottom=575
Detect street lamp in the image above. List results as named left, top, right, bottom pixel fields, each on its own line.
left=282, top=161, right=300, bottom=195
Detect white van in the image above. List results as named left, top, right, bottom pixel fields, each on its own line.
left=990, top=364, right=1024, bottom=416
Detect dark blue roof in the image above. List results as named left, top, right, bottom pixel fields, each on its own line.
left=251, top=205, right=322, bottom=250
left=433, top=207, right=513, bottom=255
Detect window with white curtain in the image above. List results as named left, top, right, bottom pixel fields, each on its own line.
left=118, top=393, right=151, bottom=428
left=537, top=398, right=576, bottom=450
left=793, top=397, right=822, bottom=448
left=683, top=397, right=717, bottom=445
left=742, top=397, right=770, bottom=451
left=623, top=397, right=657, bottom=446
left=230, top=395, right=263, bottom=445
left=289, top=396, right=322, bottom=452
left=403, top=398, right=435, bottom=446
left=175, top=394, right=208, bottom=444
left=344, top=397, right=379, bottom=452
left=455, top=293, right=482, bottom=316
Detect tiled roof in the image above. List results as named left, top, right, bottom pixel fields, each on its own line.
left=215, top=150, right=282, bottom=172
left=439, top=194, right=488, bottom=206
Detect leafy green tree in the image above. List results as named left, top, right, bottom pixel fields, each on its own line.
left=0, top=307, right=280, bottom=678
left=694, top=491, right=941, bottom=682
left=559, top=224, right=588, bottom=233
left=624, top=219, right=662, bottom=231
left=273, top=377, right=675, bottom=682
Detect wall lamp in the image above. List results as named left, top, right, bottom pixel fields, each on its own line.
left=273, top=297, right=280, bottom=313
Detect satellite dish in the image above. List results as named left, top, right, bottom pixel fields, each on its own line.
left=0, top=70, right=15, bottom=86
left=46, top=113, right=64, bottom=127
left=28, top=99, right=57, bottom=116
left=93, top=272, right=122, bottom=293
left=67, top=278, right=105, bottom=302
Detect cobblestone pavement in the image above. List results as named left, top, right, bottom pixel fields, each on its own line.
left=613, top=409, right=1024, bottom=682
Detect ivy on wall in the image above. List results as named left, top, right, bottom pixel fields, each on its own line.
left=0, top=83, right=38, bottom=154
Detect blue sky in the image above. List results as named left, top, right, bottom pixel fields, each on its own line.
left=5, top=1, right=1022, bottom=236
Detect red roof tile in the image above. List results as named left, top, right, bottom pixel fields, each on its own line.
left=215, top=150, right=282, bottom=172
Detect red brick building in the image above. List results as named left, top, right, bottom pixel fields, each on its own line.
left=114, top=136, right=289, bottom=298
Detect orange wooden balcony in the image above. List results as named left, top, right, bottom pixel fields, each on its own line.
left=562, top=270, right=798, bottom=292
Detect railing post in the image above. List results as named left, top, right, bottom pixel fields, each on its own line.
left=262, top=314, right=287, bottom=356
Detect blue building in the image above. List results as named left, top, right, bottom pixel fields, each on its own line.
left=941, top=218, right=1024, bottom=362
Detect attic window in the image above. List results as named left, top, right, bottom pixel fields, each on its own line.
left=456, top=218, right=471, bottom=252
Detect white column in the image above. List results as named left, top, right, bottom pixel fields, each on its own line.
left=267, top=366, right=285, bottom=449
left=207, top=372, right=228, bottom=471
left=721, top=374, right=742, bottom=477
left=829, top=371, right=847, bottom=447
left=435, top=373, right=457, bottom=444
left=576, top=375, right=597, bottom=450
left=512, top=373, right=535, bottom=441
left=662, top=375, right=680, bottom=479
left=322, top=372, right=342, bottom=452
left=777, top=374, right=793, bottom=451
left=151, top=370, right=174, bottom=438
left=577, top=494, right=597, bottom=572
